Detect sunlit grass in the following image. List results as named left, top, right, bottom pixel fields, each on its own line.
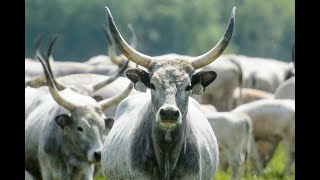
left=94, top=142, right=294, bottom=180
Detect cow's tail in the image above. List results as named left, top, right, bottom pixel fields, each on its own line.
left=229, top=58, right=243, bottom=107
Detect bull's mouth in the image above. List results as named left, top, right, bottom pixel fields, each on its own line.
left=159, top=120, right=177, bottom=128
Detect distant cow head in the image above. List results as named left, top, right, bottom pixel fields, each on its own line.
left=106, top=7, right=235, bottom=129
left=36, top=37, right=132, bottom=164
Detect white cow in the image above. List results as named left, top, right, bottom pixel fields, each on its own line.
left=25, top=43, right=126, bottom=179
left=227, top=54, right=295, bottom=93
left=233, top=99, right=295, bottom=175
left=204, top=110, right=253, bottom=180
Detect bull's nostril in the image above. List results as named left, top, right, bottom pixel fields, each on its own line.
left=93, top=151, right=101, bottom=161
left=173, top=111, right=179, bottom=118
left=160, top=109, right=166, bottom=117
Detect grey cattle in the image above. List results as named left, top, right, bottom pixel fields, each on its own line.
left=25, top=39, right=128, bottom=180
left=205, top=111, right=253, bottom=180
left=226, top=54, right=295, bottom=93
left=274, top=76, right=295, bottom=100
left=233, top=99, right=295, bottom=175
left=101, top=6, right=236, bottom=179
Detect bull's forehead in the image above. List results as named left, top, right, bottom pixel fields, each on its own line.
left=74, top=106, right=105, bottom=125
left=149, top=59, right=194, bottom=85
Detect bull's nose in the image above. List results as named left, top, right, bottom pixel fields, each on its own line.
left=159, top=107, right=180, bottom=120
left=93, top=151, right=101, bottom=162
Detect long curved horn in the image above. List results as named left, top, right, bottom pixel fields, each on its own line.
left=92, top=60, right=129, bottom=91
left=190, top=7, right=236, bottom=69
left=116, top=24, right=139, bottom=64
left=105, top=7, right=153, bottom=68
left=99, top=82, right=134, bottom=111
left=36, top=38, right=77, bottom=111
left=33, top=33, right=44, bottom=60
left=29, top=36, right=66, bottom=90
left=43, top=36, right=67, bottom=90
left=26, top=35, right=49, bottom=88
left=103, top=26, right=123, bottom=66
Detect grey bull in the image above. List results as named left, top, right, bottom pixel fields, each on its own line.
left=101, top=6, right=236, bottom=179
left=25, top=38, right=131, bottom=180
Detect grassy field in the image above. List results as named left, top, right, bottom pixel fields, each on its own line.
left=94, top=142, right=294, bottom=180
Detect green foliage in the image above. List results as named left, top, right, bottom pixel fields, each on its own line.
left=25, top=0, right=294, bottom=62
left=94, top=143, right=295, bottom=180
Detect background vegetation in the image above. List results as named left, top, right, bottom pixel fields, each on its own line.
left=25, top=0, right=295, bottom=62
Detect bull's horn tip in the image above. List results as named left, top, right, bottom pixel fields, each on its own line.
left=105, top=6, right=111, bottom=15
left=232, top=7, right=236, bottom=15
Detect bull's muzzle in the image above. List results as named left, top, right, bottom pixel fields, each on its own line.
left=157, top=106, right=181, bottom=128
left=88, top=149, right=102, bottom=164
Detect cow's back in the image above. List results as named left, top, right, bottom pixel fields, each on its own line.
left=233, top=99, right=295, bottom=137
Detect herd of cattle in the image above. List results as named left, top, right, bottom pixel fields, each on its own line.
left=25, top=7, right=295, bottom=180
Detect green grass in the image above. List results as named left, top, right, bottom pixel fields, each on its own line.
left=94, top=142, right=294, bottom=180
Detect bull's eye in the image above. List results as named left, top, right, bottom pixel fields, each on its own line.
left=77, top=127, right=83, bottom=132
left=150, top=83, right=156, bottom=90
left=185, top=85, right=192, bottom=91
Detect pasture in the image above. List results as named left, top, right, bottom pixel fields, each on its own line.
left=94, top=142, right=295, bottom=180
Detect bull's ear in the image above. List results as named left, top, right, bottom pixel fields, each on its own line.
left=191, top=71, right=217, bottom=95
left=55, top=114, right=72, bottom=129
left=126, top=68, right=150, bottom=92
left=104, top=118, right=114, bottom=129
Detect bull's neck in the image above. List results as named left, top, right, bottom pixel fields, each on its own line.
left=151, top=116, right=187, bottom=179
